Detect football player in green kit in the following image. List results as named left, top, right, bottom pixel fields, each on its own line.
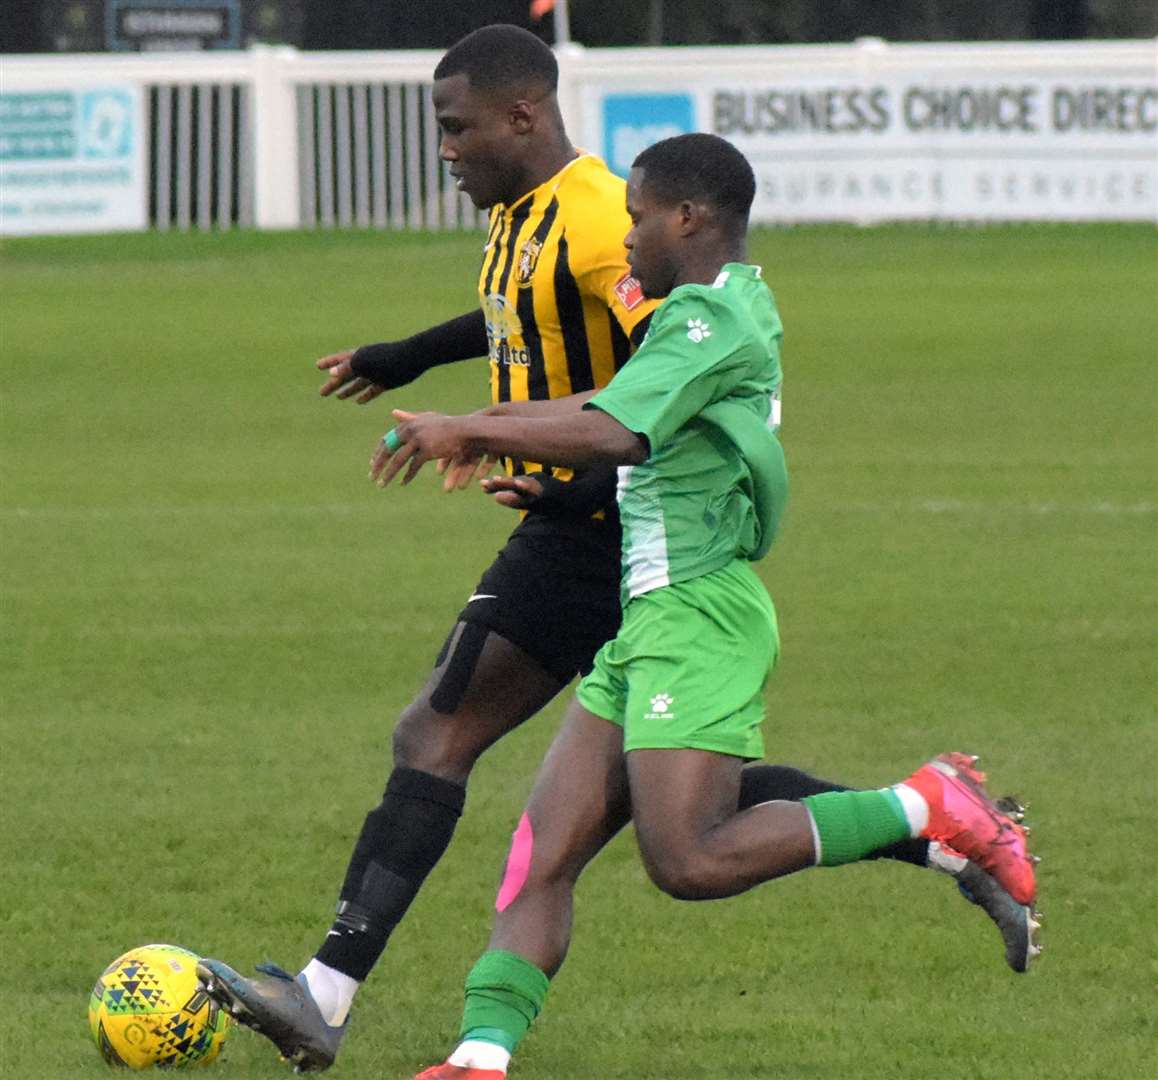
left=196, top=31, right=1032, bottom=1074
left=372, top=133, right=1040, bottom=1079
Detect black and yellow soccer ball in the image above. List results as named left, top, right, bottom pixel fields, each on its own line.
left=88, top=944, right=231, bottom=1068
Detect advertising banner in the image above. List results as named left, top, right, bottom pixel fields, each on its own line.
left=590, top=67, right=1158, bottom=222
left=0, top=84, right=147, bottom=236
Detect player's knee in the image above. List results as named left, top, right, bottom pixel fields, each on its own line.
left=391, top=702, right=429, bottom=770
left=391, top=701, right=480, bottom=779
left=495, top=814, right=580, bottom=915
left=640, top=846, right=716, bottom=901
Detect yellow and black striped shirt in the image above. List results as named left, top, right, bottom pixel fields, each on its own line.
left=478, top=153, right=658, bottom=477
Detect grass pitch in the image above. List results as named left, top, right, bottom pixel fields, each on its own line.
left=1, top=224, right=1155, bottom=1079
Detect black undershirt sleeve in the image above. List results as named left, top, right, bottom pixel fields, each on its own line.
left=629, top=312, right=653, bottom=349
left=348, top=310, right=489, bottom=390
left=522, top=465, right=619, bottom=520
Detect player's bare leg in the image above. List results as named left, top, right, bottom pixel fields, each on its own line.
left=629, top=749, right=1038, bottom=910
left=413, top=703, right=630, bottom=1079
left=393, top=624, right=570, bottom=782
left=199, top=625, right=565, bottom=1072
left=487, top=706, right=631, bottom=974
left=629, top=748, right=815, bottom=900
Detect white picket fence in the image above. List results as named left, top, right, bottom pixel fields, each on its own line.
left=1, top=38, right=1155, bottom=232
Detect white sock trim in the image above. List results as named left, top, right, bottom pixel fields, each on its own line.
left=891, top=783, right=930, bottom=837
left=448, top=1040, right=511, bottom=1072
left=927, top=840, right=968, bottom=875
left=300, top=958, right=359, bottom=1027
left=804, top=805, right=823, bottom=866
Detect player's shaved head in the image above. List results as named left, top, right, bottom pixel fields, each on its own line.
left=633, top=133, right=756, bottom=231
left=435, top=24, right=558, bottom=96
left=431, top=24, right=573, bottom=210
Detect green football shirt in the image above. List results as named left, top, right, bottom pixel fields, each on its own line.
left=586, top=262, right=787, bottom=602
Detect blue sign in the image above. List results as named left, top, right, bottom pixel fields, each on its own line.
left=602, top=94, right=696, bottom=177
left=80, top=91, right=136, bottom=159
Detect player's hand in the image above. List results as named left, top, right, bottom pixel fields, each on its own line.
left=316, top=349, right=385, bottom=403
left=438, top=453, right=500, bottom=492
left=481, top=474, right=546, bottom=510
left=371, top=409, right=470, bottom=488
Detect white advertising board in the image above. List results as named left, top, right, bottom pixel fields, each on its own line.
left=586, top=59, right=1158, bottom=222
left=0, top=84, right=148, bottom=235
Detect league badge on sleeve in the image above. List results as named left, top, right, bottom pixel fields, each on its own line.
left=614, top=272, right=645, bottom=310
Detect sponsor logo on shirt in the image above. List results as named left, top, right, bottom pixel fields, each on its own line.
left=482, top=293, right=531, bottom=368
left=614, top=272, right=645, bottom=311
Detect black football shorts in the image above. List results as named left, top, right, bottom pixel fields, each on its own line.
left=455, top=513, right=623, bottom=684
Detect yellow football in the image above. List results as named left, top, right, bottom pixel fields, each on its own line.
left=88, top=944, right=230, bottom=1069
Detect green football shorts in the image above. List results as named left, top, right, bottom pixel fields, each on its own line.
left=576, top=559, right=778, bottom=759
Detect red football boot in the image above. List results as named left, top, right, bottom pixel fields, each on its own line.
left=903, top=753, right=1037, bottom=905
left=412, top=1065, right=506, bottom=1080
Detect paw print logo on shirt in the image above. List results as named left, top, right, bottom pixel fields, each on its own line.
left=686, top=318, right=711, bottom=343
left=649, top=693, right=674, bottom=714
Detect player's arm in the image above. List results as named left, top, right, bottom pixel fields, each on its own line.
left=317, top=310, right=488, bottom=403
left=585, top=293, right=752, bottom=452
left=469, top=399, right=617, bottom=513
left=477, top=391, right=597, bottom=418
left=371, top=409, right=646, bottom=488
left=482, top=465, right=618, bottom=514
left=435, top=391, right=601, bottom=489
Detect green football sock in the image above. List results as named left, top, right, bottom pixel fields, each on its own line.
left=801, top=788, right=911, bottom=867
left=458, top=950, right=551, bottom=1053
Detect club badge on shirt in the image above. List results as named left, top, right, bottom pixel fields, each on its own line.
left=516, top=237, right=544, bottom=287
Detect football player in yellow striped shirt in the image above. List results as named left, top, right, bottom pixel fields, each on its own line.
left=196, top=25, right=1035, bottom=1072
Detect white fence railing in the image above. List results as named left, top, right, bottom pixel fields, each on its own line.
left=1, top=39, right=1155, bottom=235
left=148, top=81, right=251, bottom=230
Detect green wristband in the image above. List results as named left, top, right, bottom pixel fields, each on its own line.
left=382, top=428, right=402, bottom=452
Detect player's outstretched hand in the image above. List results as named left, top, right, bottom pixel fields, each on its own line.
left=316, top=349, right=385, bottom=403
left=481, top=474, right=545, bottom=510
left=438, top=453, right=500, bottom=492
left=371, top=409, right=471, bottom=488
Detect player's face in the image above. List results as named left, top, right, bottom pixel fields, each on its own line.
left=624, top=167, right=683, bottom=299
left=434, top=74, right=523, bottom=209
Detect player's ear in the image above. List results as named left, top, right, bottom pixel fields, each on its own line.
left=677, top=199, right=706, bottom=237
left=509, top=99, right=535, bottom=134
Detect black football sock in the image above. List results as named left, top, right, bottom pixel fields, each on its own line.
left=315, top=767, right=466, bottom=982
left=738, top=764, right=930, bottom=868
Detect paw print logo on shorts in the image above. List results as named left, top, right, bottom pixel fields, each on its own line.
left=649, top=693, right=674, bottom=714
left=686, top=318, right=711, bottom=343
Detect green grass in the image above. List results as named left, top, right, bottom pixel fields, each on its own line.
left=1, top=224, right=1156, bottom=1079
